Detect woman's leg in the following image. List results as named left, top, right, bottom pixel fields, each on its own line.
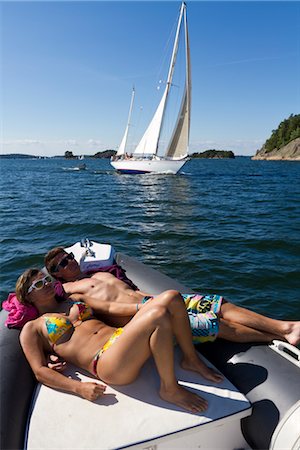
left=145, top=290, right=223, bottom=382
left=97, top=304, right=208, bottom=413
left=220, top=301, right=300, bottom=346
left=218, top=319, right=281, bottom=343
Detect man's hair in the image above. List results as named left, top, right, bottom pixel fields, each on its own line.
left=15, top=268, right=41, bottom=304
left=44, top=247, right=66, bottom=276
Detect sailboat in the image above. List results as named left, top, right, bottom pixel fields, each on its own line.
left=111, top=2, right=191, bottom=174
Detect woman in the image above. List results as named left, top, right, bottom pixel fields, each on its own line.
left=17, top=268, right=223, bottom=413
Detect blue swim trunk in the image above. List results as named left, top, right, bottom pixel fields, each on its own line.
left=142, top=293, right=223, bottom=344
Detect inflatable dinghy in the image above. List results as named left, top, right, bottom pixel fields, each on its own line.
left=1, top=240, right=299, bottom=450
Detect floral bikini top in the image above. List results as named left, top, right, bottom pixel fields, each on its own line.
left=44, top=302, right=93, bottom=345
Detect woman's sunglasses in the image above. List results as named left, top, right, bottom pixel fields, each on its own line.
left=28, top=275, right=53, bottom=294
left=51, top=252, right=75, bottom=273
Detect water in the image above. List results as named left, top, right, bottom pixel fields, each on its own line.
left=0, top=157, right=299, bottom=322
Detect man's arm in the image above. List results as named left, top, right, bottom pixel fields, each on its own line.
left=70, top=295, right=140, bottom=317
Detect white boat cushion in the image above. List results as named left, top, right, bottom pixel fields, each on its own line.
left=26, top=349, right=251, bottom=450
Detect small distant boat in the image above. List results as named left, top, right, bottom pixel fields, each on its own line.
left=63, top=163, right=86, bottom=172
left=111, top=2, right=191, bottom=174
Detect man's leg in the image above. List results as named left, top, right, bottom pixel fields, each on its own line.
left=220, top=301, right=300, bottom=345
left=218, top=319, right=280, bottom=343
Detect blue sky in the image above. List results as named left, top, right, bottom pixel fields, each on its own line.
left=1, top=1, right=300, bottom=157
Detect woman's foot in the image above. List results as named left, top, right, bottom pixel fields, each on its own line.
left=181, top=355, right=223, bottom=383
left=160, top=383, right=208, bottom=413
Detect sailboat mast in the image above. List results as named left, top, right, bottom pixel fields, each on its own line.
left=184, top=3, right=191, bottom=147
left=166, top=3, right=185, bottom=90
left=127, top=87, right=135, bottom=131
left=155, top=2, right=185, bottom=154
left=117, top=87, right=135, bottom=156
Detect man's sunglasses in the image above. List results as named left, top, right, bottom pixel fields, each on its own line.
left=51, top=252, right=75, bottom=273
left=28, top=275, right=53, bottom=294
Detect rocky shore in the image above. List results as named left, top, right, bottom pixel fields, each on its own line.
left=252, top=137, right=300, bottom=161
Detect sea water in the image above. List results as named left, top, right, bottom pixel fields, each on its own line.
left=0, top=157, right=299, bottom=322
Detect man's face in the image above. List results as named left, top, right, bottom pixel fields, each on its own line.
left=51, top=252, right=81, bottom=282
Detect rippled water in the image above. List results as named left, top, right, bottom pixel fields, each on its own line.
left=0, top=157, right=299, bottom=321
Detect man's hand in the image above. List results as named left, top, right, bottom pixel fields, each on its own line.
left=47, top=354, right=67, bottom=372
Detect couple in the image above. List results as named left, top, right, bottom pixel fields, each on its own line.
left=17, top=247, right=300, bottom=413
left=44, top=247, right=300, bottom=346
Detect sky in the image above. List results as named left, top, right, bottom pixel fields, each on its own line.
left=1, top=1, right=300, bottom=157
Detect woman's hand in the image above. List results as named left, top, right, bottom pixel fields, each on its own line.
left=78, top=382, right=107, bottom=401
left=47, top=354, right=67, bottom=372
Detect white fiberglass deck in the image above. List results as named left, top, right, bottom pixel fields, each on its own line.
left=26, top=349, right=251, bottom=450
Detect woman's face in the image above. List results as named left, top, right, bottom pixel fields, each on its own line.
left=27, top=272, right=55, bottom=304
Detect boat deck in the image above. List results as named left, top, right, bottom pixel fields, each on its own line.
left=26, top=349, right=252, bottom=450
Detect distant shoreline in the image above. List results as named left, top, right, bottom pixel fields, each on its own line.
left=0, top=154, right=253, bottom=160
left=0, top=151, right=253, bottom=160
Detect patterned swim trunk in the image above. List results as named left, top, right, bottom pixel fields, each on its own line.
left=142, top=293, right=223, bottom=344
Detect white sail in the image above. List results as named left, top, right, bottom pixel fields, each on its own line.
left=134, top=87, right=168, bottom=155
left=165, top=88, right=189, bottom=158
left=117, top=129, right=128, bottom=157
left=117, top=88, right=135, bottom=156
left=165, top=5, right=191, bottom=159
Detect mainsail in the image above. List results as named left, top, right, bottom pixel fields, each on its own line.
left=165, top=6, right=191, bottom=159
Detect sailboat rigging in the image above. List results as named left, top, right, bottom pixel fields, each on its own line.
left=111, top=2, right=191, bottom=174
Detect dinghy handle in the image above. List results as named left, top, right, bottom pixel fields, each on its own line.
left=80, top=238, right=96, bottom=258
left=270, top=340, right=300, bottom=368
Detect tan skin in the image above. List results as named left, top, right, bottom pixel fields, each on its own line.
left=20, top=272, right=224, bottom=413
left=50, top=251, right=300, bottom=346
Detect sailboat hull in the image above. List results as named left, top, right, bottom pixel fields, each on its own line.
left=110, top=158, right=188, bottom=174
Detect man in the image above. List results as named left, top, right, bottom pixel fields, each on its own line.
left=45, top=247, right=300, bottom=346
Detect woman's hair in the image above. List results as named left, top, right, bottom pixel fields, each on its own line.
left=44, top=247, right=66, bottom=275
left=16, top=268, right=41, bottom=304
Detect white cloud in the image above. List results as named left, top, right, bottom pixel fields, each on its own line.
left=0, top=138, right=112, bottom=156
left=2, top=139, right=43, bottom=146
left=87, top=139, right=103, bottom=147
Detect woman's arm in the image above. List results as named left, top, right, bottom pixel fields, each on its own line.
left=20, top=320, right=106, bottom=401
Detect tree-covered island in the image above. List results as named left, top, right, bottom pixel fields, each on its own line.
left=253, top=114, right=300, bottom=160
left=190, top=150, right=235, bottom=159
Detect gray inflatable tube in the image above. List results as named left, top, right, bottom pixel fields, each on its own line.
left=0, top=252, right=299, bottom=450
